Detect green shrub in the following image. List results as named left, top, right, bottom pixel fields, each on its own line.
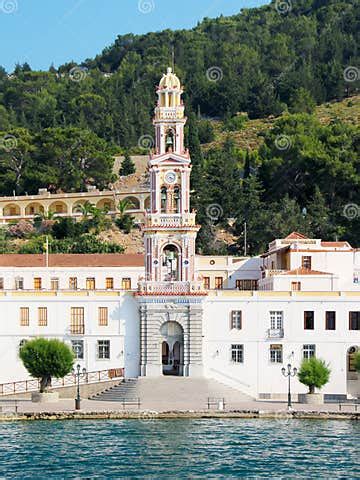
left=115, top=215, right=134, bottom=234
left=198, top=120, right=215, bottom=143
left=298, top=357, right=331, bottom=394
left=19, top=338, right=74, bottom=392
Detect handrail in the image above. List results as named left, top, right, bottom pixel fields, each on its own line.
left=0, top=368, right=124, bottom=396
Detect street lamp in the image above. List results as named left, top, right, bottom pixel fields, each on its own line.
left=72, top=363, right=86, bottom=410
left=281, top=363, right=297, bottom=410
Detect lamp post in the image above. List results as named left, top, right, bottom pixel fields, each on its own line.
left=281, top=363, right=297, bottom=410
left=72, top=364, right=86, bottom=410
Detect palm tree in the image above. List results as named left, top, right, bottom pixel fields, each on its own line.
left=117, top=199, right=134, bottom=216
left=76, top=201, right=97, bottom=218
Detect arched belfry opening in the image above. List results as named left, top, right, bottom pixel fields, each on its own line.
left=165, top=129, right=175, bottom=153
left=162, top=244, right=181, bottom=281
left=160, top=321, right=184, bottom=376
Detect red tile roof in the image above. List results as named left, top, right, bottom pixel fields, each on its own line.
left=281, top=267, right=331, bottom=276
left=0, top=254, right=144, bottom=268
left=321, top=241, right=351, bottom=248
left=285, top=232, right=309, bottom=240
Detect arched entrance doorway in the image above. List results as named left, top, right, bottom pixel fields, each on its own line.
left=160, top=321, right=184, bottom=376
left=347, top=346, right=359, bottom=397
left=161, top=244, right=181, bottom=281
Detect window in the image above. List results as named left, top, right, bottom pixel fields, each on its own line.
left=70, top=307, right=85, bottom=334
left=106, top=277, right=114, bottom=290
left=98, top=340, right=110, bottom=359
left=203, top=277, right=210, bottom=290
left=33, top=277, right=42, bottom=290
left=51, top=277, right=59, bottom=290
left=301, top=256, right=312, bottom=270
left=291, top=282, right=301, bottom=291
left=236, top=280, right=258, bottom=291
left=231, top=344, right=244, bottom=363
left=349, top=312, right=360, bottom=330
left=303, top=344, right=316, bottom=359
left=98, top=307, right=108, bottom=326
left=304, top=311, right=314, bottom=330
left=20, top=307, right=29, bottom=326
left=348, top=347, right=358, bottom=372
left=325, top=311, right=336, bottom=330
left=38, top=307, right=47, bottom=326
left=71, top=340, right=84, bottom=360
left=15, top=277, right=24, bottom=290
left=0, top=278, right=3, bottom=289
left=69, top=277, right=77, bottom=290
left=270, top=311, right=283, bottom=330
left=230, top=311, right=242, bottom=330
left=121, top=278, right=131, bottom=290
left=86, top=278, right=95, bottom=290
left=270, top=344, right=283, bottom=363
left=215, top=277, right=223, bottom=290
left=18, top=339, right=28, bottom=354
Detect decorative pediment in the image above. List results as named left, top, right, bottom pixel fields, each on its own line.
left=149, top=152, right=191, bottom=167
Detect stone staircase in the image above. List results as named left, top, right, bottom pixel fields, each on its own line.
left=90, top=377, right=253, bottom=411
left=90, top=379, right=138, bottom=402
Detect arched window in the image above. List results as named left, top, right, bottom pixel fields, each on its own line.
left=174, top=186, right=181, bottom=213
left=161, top=187, right=167, bottom=213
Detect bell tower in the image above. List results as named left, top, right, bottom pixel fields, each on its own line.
left=139, top=67, right=203, bottom=290
left=136, top=68, right=206, bottom=378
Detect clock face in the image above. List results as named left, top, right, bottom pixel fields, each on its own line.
left=165, top=171, right=176, bottom=184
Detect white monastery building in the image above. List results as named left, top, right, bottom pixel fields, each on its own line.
left=0, top=69, right=359, bottom=401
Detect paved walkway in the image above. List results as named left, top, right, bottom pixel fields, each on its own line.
left=1, top=377, right=356, bottom=415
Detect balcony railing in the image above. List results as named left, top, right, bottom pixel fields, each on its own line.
left=144, top=213, right=197, bottom=228
left=137, top=281, right=207, bottom=296
left=69, top=325, right=85, bottom=335
left=267, top=328, right=284, bottom=338
left=155, top=106, right=184, bottom=120
left=0, top=368, right=124, bottom=396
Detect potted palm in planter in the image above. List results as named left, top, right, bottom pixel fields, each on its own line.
left=20, top=338, right=74, bottom=403
left=298, top=357, right=331, bottom=404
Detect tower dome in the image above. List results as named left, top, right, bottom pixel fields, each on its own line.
left=159, top=67, right=181, bottom=90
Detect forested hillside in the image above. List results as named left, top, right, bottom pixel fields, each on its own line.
left=0, top=0, right=359, bottom=254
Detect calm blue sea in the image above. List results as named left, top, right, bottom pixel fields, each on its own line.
left=0, top=419, right=358, bottom=479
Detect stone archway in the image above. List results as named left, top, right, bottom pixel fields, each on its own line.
left=160, top=321, right=184, bottom=376
left=347, top=346, right=359, bottom=398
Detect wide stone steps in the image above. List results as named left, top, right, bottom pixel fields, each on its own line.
left=90, top=379, right=139, bottom=401
left=90, top=377, right=253, bottom=409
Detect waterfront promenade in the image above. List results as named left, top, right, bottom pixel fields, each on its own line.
left=0, top=377, right=358, bottom=419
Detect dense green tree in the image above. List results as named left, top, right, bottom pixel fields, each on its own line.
left=120, top=151, right=136, bottom=176
left=19, top=338, right=74, bottom=393
left=0, top=128, right=35, bottom=194
left=289, top=88, right=316, bottom=114
left=298, top=357, right=331, bottom=394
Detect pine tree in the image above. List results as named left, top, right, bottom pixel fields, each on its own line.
left=120, top=151, right=136, bottom=176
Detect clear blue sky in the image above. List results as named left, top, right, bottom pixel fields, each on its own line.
left=0, top=0, right=269, bottom=72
